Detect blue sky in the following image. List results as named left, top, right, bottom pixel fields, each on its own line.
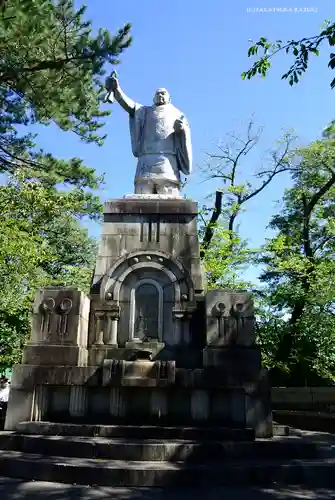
left=34, top=0, right=333, bottom=283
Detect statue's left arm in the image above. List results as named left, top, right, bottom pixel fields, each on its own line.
left=174, top=115, right=192, bottom=176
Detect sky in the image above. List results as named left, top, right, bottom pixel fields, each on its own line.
left=33, top=0, right=334, bottom=283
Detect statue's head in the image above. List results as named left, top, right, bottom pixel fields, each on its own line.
left=153, top=88, right=170, bottom=106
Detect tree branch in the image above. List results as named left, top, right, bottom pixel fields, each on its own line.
left=200, top=190, right=223, bottom=258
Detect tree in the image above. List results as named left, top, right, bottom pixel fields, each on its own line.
left=241, top=20, right=335, bottom=89
left=0, top=1, right=132, bottom=369
left=0, top=170, right=98, bottom=371
left=258, top=131, right=335, bottom=384
left=0, top=0, right=131, bottom=178
left=200, top=120, right=295, bottom=289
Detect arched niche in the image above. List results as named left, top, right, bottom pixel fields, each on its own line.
left=101, top=251, right=194, bottom=346
left=101, top=251, right=194, bottom=303
left=129, top=278, right=163, bottom=342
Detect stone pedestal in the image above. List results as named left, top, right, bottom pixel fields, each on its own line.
left=89, top=198, right=205, bottom=355
left=5, top=287, right=90, bottom=430
left=5, top=198, right=272, bottom=439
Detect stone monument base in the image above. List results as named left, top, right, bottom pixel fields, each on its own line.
left=5, top=198, right=272, bottom=439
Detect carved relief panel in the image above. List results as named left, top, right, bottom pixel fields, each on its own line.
left=30, top=287, right=90, bottom=346
left=205, top=290, right=255, bottom=347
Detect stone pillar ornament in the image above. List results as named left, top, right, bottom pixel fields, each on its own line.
left=106, top=307, right=120, bottom=346
left=32, top=386, right=48, bottom=421
left=172, top=310, right=184, bottom=345
left=40, top=298, right=55, bottom=340
left=94, top=311, right=105, bottom=345
left=215, top=301, right=228, bottom=342
left=57, top=297, right=73, bottom=340
left=69, top=386, right=87, bottom=418
left=172, top=308, right=195, bottom=345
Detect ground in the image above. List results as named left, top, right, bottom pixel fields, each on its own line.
left=1, top=479, right=335, bottom=500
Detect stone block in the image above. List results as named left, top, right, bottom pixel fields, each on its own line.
left=102, top=359, right=175, bottom=387
left=205, top=290, right=255, bottom=346
left=29, top=287, right=90, bottom=347
left=103, top=198, right=198, bottom=216
left=8, top=365, right=99, bottom=390
left=203, top=346, right=261, bottom=373
left=245, top=369, right=273, bottom=438
left=88, top=343, right=165, bottom=366
left=22, top=345, right=87, bottom=366
left=272, top=387, right=313, bottom=406
left=4, top=388, right=34, bottom=430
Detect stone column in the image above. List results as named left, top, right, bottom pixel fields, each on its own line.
left=69, top=386, right=87, bottom=418
left=150, top=389, right=167, bottom=419
left=106, top=313, right=119, bottom=346
left=191, top=390, right=209, bottom=421
left=172, top=311, right=184, bottom=345
left=93, top=311, right=105, bottom=345
left=183, top=311, right=193, bottom=344
left=109, top=388, right=125, bottom=417
left=32, top=385, right=48, bottom=421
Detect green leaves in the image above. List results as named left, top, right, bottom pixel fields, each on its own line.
left=201, top=224, right=256, bottom=290
left=0, top=171, right=99, bottom=369
left=258, top=135, right=335, bottom=384
left=203, top=123, right=335, bottom=384
left=0, top=0, right=132, bottom=175
left=242, top=21, right=335, bottom=89
left=0, top=1, right=131, bottom=369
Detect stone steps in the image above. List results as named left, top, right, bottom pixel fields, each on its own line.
left=0, top=422, right=329, bottom=487
left=16, top=421, right=255, bottom=441
left=0, top=450, right=334, bottom=487
left=0, top=433, right=319, bottom=462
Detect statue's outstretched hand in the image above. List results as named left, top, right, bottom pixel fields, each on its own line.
left=105, top=73, right=119, bottom=93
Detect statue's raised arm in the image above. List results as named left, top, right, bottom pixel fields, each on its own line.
left=105, top=74, right=135, bottom=117
left=106, top=73, right=192, bottom=197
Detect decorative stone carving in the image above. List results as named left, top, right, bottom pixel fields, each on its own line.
left=91, top=304, right=120, bottom=347
left=172, top=306, right=196, bottom=345
left=205, top=290, right=255, bottom=346
left=102, top=250, right=192, bottom=303
left=103, top=360, right=125, bottom=386
left=32, top=386, right=48, bottom=421
left=99, top=250, right=194, bottom=347
left=109, top=388, right=125, bottom=417
left=69, top=386, right=87, bottom=418
left=102, top=359, right=175, bottom=387
left=30, top=287, right=90, bottom=347
left=93, top=311, right=105, bottom=345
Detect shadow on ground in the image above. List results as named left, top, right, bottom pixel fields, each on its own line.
left=1, top=478, right=334, bottom=500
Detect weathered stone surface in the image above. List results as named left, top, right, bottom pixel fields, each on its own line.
left=22, top=345, right=87, bottom=367
left=102, top=360, right=175, bottom=387
left=205, top=290, right=255, bottom=347
left=29, top=287, right=90, bottom=348
left=245, top=369, right=273, bottom=438
left=104, top=199, right=198, bottom=215
left=202, top=346, right=261, bottom=372
left=8, top=365, right=99, bottom=390
left=4, top=389, right=34, bottom=430
left=0, top=433, right=319, bottom=461
left=4, top=193, right=272, bottom=439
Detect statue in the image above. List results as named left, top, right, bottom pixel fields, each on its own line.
left=105, top=74, right=192, bottom=196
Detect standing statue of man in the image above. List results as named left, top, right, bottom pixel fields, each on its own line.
left=105, top=74, right=192, bottom=196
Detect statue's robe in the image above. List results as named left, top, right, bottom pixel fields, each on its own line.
left=129, top=103, right=192, bottom=185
